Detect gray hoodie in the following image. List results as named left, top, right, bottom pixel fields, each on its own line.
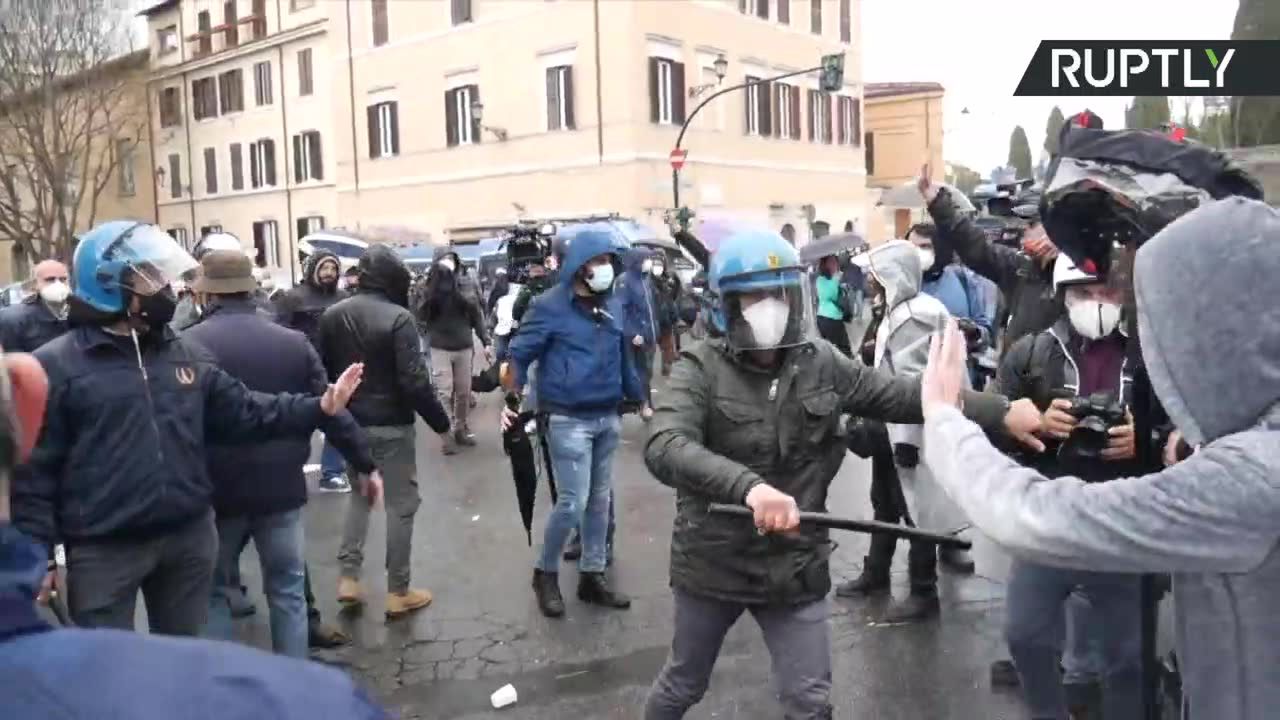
left=922, top=197, right=1280, bottom=720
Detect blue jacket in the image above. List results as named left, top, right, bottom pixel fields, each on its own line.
left=0, top=296, right=67, bottom=353
left=14, top=324, right=338, bottom=546
left=508, top=230, right=643, bottom=419
left=0, top=525, right=388, bottom=720
left=184, top=299, right=375, bottom=517
left=921, top=264, right=995, bottom=343
left=617, top=248, right=658, bottom=347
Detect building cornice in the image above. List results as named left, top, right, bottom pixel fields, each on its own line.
left=150, top=20, right=327, bottom=81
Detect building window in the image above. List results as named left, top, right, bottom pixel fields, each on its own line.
left=168, top=153, right=182, bottom=199
left=297, top=49, right=314, bottom=96
left=223, top=1, right=239, bottom=48
left=839, top=0, right=851, bottom=43
left=229, top=143, right=244, bottom=190
left=253, top=61, right=273, bottom=106
left=864, top=132, right=875, bottom=175
left=192, top=77, right=217, bottom=120
left=743, top=77, right=771, bottom=137
left=218, top=69, right=244, bottom=114
left=451, top=0, right=472, bottom=25
left=297, top=215, right=324, bottom=239
left=116, top=139, right=136, bottom=197
left=367, top=101, right=399, bottom=158
left=781, top=223, right=796, bottom=244
left=648, top=57, right=685, bottom=126
left=169, top=227, right=190, bottom=251
left=807, top=90, right=832, bottom=143
left=445, top=85, right=479, bottom=146
left=203, top=147, right=218, bottom=194
left=157, top=25, right=179, bottom=55
left=249, top=138, right=277, bottom=188
left=251, top=0, right=267, bottom=39
left=252, top=220, right=280, bottom=267
left=291, top=0, right=316, bottom=9
left=739, top=0, right=768, bottom=20
left=199, top=225, right=224, bottom=239
left=371, top=0, right=389, bottom=46
left=777, top=0, right=790, bottom=23
left=293, top=130, right=323, bottom=182
left=159, top=87, right=182, bottom=127
left=196, top=10, right=212, bottom=55
left=546, top=65, right=575, bottom=131
left=837, top=96, right=861, bottom=145
left=775, top=83, right=799, bottom=140
left=810, top=0, right=821, bottom=34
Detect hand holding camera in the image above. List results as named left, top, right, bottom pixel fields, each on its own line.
left=1040, top=398, right=1078, bottom=440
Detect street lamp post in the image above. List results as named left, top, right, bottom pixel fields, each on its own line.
left=670, top=54, right=844, bottom=229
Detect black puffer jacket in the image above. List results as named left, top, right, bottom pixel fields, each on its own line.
left=317, top=245, right=450, bottom=431
left=0, top=296, right=67, bottom=352
left=928, top=188, right=1061, bottom=349
left=275, top=251, right=343, bottom=346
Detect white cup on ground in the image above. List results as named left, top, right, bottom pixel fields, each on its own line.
left=490, top=683, right=518, bottom=709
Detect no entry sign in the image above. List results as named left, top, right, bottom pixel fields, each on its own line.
left=669, top=148, right=687, bottom=171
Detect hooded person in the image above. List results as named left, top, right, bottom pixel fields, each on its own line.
left=418, top=254, right=491, bottom=454
left=618, top=247, right=660, bottom=418
left=275, top=250, right=343, bottom=347
left=918, top=197, right=1280, bottom=720
left=854, top=240, right=972, bottom=620
left=316, top=244, right=451, bottom=619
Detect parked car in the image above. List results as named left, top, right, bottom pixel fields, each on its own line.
left=297, top=230, right=369, bottom=272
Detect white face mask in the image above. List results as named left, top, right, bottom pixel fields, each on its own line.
left=1065, top=294, right=1121, bottom=340
left=39, top=280, right=70, bottom=305
left=741, top=297, right=790, bottom=348
left=641, top=259, right=653, bottom=273
left=438, top=258, right=456, bottom=273
left=916, top=248, right=935, bottom=270
left=651, top=264, right=665, bottom=277
left=585, top=263, right=614, bottom=293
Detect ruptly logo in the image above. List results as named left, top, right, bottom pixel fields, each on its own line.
left=1014, top=41, right=1280, bottom=97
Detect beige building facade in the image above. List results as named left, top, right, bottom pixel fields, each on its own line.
left=863, top=81, right=945, bottom=241
left=142, top=0, right=868, bottom=275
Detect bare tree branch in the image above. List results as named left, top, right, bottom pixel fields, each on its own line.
left=0, top=0, right=139, bottom=265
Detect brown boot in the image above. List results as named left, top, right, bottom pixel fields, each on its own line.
left=386, top=588, right=433, bottom=618
left=337, top=577, right=364, bottom=609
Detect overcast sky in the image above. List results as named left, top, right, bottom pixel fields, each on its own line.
left=862, top=0, right=1241, bottom=175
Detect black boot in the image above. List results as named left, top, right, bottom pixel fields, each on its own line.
left=532, top=569, right=565, bottom=618
left=577, top=572, right=631, bottom=609
left=835, top=555, right=891, bottom=597
left=939, top=547, right=976, bottom=574
left=882, top=589, right=940, bottom=623
left=989, top=659, right=1021, bottom=688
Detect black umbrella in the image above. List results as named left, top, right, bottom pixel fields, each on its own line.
left=501, top=396, right=558, bottom=544
left=798, top=232, right=865, bottom=264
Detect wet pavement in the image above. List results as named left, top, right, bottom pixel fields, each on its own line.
left=229, top=372, right=1030, bottom=719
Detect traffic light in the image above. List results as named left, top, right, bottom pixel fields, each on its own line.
left=819, top=53, right=845, bottom=92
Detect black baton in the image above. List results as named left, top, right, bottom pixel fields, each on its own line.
left=707, top=504, right=972, bottom=550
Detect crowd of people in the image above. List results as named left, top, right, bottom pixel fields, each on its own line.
left=0, top=123, right=1276, bottom=720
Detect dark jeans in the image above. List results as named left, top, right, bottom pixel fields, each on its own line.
left=65, top=511, right=218, bottom=636
left=866, top=428, right=936, bottom=591
left=633, top=345, right=655, bottom=405
left=206, top=509, right=307, bottom=657
left=645, top=589, right=833, bottom=719
left=816, top=316, right=852, bottom=357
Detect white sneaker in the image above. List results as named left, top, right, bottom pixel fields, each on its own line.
left=317, top=475, right=352, bottom=494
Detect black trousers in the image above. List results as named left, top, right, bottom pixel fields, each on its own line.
left=817, top=316, right=852, bottom=357
left=866, top=427, right=938, bottom=592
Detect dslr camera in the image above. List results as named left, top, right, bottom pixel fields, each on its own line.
left=505, top=221, right=556, bottom=284
left=1058, top=391, right=1127, bottom=463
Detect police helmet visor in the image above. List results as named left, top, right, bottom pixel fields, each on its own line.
left=105, top=224, right=199, bottom=296
left=718, top=266, right=817, bottom=352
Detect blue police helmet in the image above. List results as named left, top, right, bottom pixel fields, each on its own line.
left=707, top=229, right=805, bottom=335
left=73, top=221, right=199, bottom=313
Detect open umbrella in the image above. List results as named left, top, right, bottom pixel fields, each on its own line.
left=798, top=232, right=865, bottom=264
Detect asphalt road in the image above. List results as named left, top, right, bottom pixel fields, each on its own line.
left=219, top=371, right=1033, bottom=720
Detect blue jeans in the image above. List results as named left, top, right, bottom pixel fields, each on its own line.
left=1005, top=560, right=1142, bottom=720
left=207, top=509, right=307, bottom=658
left=536, top=413, right=621, bottom=573
left=493, top=334, right=510, bottom=364
left=319, top=439, right=345, bottom=481
left=1061, top=592, right=1105, bottom=686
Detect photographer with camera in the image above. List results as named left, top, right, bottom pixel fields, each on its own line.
left=919, top=196, right=1280, bottom=720
left=989, top=256, right=1142, bottom=720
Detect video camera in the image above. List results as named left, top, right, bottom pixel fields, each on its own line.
left=503, top=221, right=556, bottom=284
left=1057, top=391, right=1127, bottom=465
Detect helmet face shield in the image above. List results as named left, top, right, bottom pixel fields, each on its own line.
left=103, top=224, right=198, bottom=296
left=718, top=267, right=816, bottom=352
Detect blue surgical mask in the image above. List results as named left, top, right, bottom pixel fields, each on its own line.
left=586, top=263, right=615, bottom=293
